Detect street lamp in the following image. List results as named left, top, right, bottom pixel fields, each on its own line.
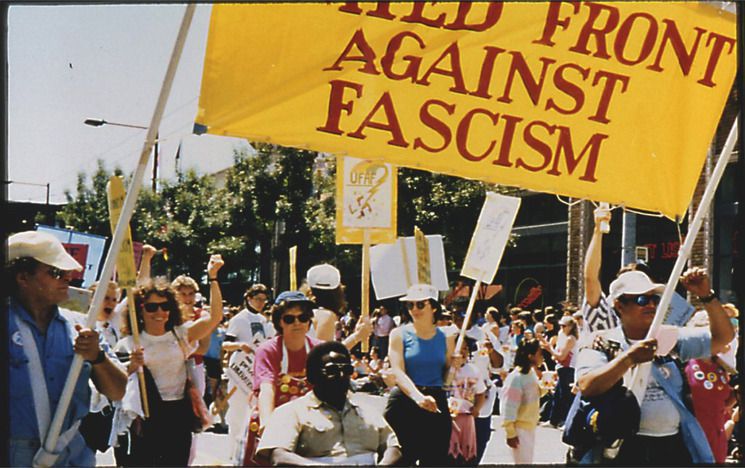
left=84, top=118, right=159, bottom=191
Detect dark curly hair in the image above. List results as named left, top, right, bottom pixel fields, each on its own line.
left=271, top=299, right=315, bottom=335
left=122, top=278, right=182, bottom=335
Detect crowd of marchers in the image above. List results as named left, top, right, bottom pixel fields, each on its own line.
left=6, top=208, right=740, bottom=466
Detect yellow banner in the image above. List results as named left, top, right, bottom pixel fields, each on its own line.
left=197, top=2, right=737, bottom=219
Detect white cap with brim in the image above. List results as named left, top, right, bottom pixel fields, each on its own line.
left=609, top=271, right=665, bottom=301
left=7, top=231, right=83, bottom=271
left=399, top=284, right=438, bottom=302
left=559, top=315, right=574, bottom=326
left=307, top=264, right=341, bottom=290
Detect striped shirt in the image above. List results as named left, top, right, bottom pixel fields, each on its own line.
left=581, top=292, right=620, bottom=333
left=500, top=368, right=542, bottom=439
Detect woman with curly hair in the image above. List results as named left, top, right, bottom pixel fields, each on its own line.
left=115, top=255, right=224, bottom=466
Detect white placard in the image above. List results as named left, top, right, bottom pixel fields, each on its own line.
left=461, top=192, right=521, bottom=283
left=339, top=156, right=396, bottom=229
left=224, top=349, right=253, bottom=395
left=370, top=235, right=448, bottom=300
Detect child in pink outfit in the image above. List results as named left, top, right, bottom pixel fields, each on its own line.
left=447, top=348, right=487, bottom=465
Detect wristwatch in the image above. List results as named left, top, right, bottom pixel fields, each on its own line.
left=89, top=349, right=107, bottom=365
left=699, top=290, right=718, bottom=303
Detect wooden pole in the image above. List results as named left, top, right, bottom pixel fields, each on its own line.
left=35, top=7, right=196, bottom=466
left=444, top=279, right=481, bottom=386
left=289, top=245, right=297, bottom=290
left=361, top=230, right=371, bottom=353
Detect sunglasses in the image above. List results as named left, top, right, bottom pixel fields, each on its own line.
left=406, top=301, right=428, bottom=310
left=143, top=302, right=171, bottom=313
left=45, top=267, right=69, bottom=280
left=320, top=363, right=354, bottom=379
left=621, top=294, right=661, bottom=307
left=281, top=313, right=312, bottom=325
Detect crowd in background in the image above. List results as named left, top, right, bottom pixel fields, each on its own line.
left=7, top=231, right=741, bottom=466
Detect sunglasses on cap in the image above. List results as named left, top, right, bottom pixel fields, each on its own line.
left=406, top=301, right=428, bottom=310
left=320, top=363, right=354, bottom=379
left=281, top=312, right=313, bottom=325
left=143, top=302, right=171, bottom=313
left=621, top=294, right=661, bottom=307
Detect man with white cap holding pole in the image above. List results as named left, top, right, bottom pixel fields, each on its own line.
left=574, top=267, right=733, bottom=464
left=7, top=231, right=127, bottom=466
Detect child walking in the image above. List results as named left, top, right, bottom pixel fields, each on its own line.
left=447, top=344, right=487, bottom=466
left=500, top=338, right=545, bottom=464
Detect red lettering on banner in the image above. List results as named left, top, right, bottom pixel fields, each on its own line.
left=548, top=128, right=607, bottom=181
left=456, top=109, right=499, bottom=161
left=568, top=2, right=620, bottom=59
left=697, top=33, right=736, bottom=87
left=497, top=53, right=557, bottom=105
left=614, top=13, right=658, bottom=66
left=444, top=2, right=503, bottom=32
left=414, top=99, right=454, bottom=153
left=471, top=46, right=507, bottom=99
left=647, top=21, right=706, bottom=76
left=317, top=79, right=363, bottom=135
left=381, top=32, right=426, bottom=81
left=400, top=2, right=447, bottom=28
left=588, top=70, right=629, bottom=124
left=347, top=91, right=409, bottom=147
left=546, top=63, right=590, bottom=116
left=324, top=30, right=380, bottom=74
left=517, top=121, right=555, bottom=172
left=416, top=42, right=469, bottom=94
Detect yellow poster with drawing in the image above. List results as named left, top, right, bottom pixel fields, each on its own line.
left=336, top=156, right=397, bottom=244
left=196, top=2, right=737, bottom=219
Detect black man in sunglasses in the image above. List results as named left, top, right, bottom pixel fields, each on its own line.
left=257, top=340, right=401, bottom=465
left=574, top=268, right=734, bottom=464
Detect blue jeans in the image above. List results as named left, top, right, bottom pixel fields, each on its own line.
left=549, top=367, right=575, bottom=426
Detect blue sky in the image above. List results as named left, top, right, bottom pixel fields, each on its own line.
left=7, top=4, right=250, bottom=203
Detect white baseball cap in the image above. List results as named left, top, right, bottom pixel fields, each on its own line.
left=399, top=284, right=438, bottom=302
left=7, top=231, right=83, bottom=271
left=307, top=264, right=341, bottom=290
left=559, top=315, right=574, bottom=326
left=609, top=271, right=665, bottom=301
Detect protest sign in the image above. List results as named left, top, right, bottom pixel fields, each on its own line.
left=59, top=286, right=92, bottom=314
left=197, top=2, right=736, bottom=219
left=461, top=192, right=521, bottom=283
left=225, top=350, right=254, bottom=395
left=336, top=156, right=397, bottom=244
left=37, top=225, right=106, bottom=287
left=370, top=234, right=448, bottom=299
left=62, top=243, right=89, bottom=283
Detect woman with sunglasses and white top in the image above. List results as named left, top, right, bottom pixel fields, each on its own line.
left=384, top=284, right=458, bottom=466
left=115, top=255, right=224, bottom=466
left=242, top=291, right=321, bottom=465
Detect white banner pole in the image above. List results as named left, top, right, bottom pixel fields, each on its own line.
left=629, top=115, right=739, bottom=402
left=34, top=6, right=197, bottom=467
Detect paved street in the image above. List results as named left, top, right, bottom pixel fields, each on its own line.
left=97, top=415, right=567, bottom=466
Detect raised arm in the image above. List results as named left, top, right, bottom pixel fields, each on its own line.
left=680, top=267, right=734, bottom=354
left=136, top=244, right=157, bottom=286
left=187, top=254, right=224, bottom=343
left=584, top=207, right=610, bottom=308
left=342, top=314, right=372, bottom=350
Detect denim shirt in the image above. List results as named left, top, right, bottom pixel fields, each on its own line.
left=576, top=325, right=714, bottom=463
left=8, top=298, right=94, bottom=466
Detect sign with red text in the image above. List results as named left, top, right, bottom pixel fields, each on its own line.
left=196, top=2, right=736, bottom=219
left=62, top=243, right=89, bottom=282
left=336, top=156, right=397, bottom=244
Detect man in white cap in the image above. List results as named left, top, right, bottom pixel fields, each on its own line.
left=306, top=263, right=372, bottom=350
left=7, top=231, right=127, bottom=467
left=574, top=267, right=733, bottom=464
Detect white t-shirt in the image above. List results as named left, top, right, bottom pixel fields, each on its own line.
left=226, top=308, right=275, bottom=346
left=116, top=323, right=198, bottom=401
left=449, top=363, right=487, bottom=414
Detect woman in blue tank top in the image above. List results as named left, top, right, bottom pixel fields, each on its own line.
left=384, top=284, right=457, bottom=466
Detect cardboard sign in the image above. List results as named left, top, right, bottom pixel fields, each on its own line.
left=62, top=243, right=89, bottom=282
left=107, top=176, right=138, bottom=288
left=225, top=349, right=254, bottom=396
left=336, top=156, right=397, bottom=244
left=59, top=286, right=93, bottom=314
left=663, top=292, right=696, bottom=327
left=461, top=193, right=521, bottom=283
left=37, top=225, right=107, bottom=288
left=370, top=234, right=448, bottom=300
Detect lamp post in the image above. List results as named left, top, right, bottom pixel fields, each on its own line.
left=84, top=118, right=159, bottom=191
